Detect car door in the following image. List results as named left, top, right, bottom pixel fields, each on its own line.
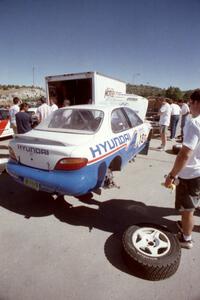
left=110, top=108, right=134, bottom=165
left=123, top=107, right=149, bottom=153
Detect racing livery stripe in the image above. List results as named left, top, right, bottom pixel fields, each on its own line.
left=0, top=120, right=8, bottom=136
left=88, top=143, right=127, bottom=164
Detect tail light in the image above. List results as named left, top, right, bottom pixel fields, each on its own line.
left=54, top=157, right=88, bottom=171
left=9, top=147, right=17, bottom=161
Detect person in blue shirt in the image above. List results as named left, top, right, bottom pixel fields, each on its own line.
left=16, top=103, right=32, bottom=134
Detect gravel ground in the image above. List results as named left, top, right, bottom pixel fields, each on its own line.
left=0, top=136, right=200, bottom=300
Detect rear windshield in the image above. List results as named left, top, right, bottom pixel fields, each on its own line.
left=36, top=108, right=104, bottom=134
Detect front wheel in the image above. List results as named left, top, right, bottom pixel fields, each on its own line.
left=122, top=224, right=181, bottom=281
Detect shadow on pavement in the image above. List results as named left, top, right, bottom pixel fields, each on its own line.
left=1, top=173, right=200, bottom=278
left=165, top=149, right=176, bottom=155
left=0, top=173, right=181, bottom=232
left=104, top=232, right=134, bottom=277
left=1, top=173, right=200, bottom=233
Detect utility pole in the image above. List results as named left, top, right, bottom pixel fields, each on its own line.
left=132, top=73, right=140, bottom=85
left=32, top=65, right=35, bottom=87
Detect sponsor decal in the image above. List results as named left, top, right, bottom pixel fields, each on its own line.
left=17, top=145, right=49, bottom=155
left=89, top=130, right=147, bottom=159
left=127, top=130, right=147, bottom=150
left=104, top=88, right=115, bottom=97
left=90, top=133, right=131, bottom=158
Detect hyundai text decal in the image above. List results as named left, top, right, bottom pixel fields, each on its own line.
left=17, top=145, right=49, bottom=155
left=90, top=133, right=131, bottom=158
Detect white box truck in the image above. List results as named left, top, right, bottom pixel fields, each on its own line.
left=45, top=71, right=148, bottom=120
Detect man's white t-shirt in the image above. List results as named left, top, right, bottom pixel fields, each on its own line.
left=51, top=104, right=58, bottom=112
left=178, top=115, right=200, bottom=179
left=9, top=104, right=20, bottom=126
left=171, top=103, right=181, bottom=115
left=159, top=102, right=171, bottom=126
left=181, top=103, right=190, bottom=116
left=36, top=103, right=52, bottom=122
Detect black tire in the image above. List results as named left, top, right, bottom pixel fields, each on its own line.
left=122, top=224, right=181, bottom=281
left=172, top=144, right=182, bottom=154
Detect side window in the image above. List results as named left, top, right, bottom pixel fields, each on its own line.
left=123, top=107, right=142, bottom=128
left=111, top=108, right=130, bottom=133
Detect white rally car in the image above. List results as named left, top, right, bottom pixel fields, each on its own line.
left=7, top=104, right=151, bottom=196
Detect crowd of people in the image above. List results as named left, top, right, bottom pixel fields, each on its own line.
left=8, top=96, right=70, bottom=134
left=158, top=98, right=190, bottom=151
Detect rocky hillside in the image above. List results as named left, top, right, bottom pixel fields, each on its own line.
left=0, top=86, right=45, bottom=107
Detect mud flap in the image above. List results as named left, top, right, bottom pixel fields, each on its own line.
left=139, top=129, right=152, bottom=155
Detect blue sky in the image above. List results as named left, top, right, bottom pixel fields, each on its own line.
left=0, top=0, right=200, bottom=90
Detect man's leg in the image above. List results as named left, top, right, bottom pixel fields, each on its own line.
left=174, top=116, right=179, bottom=139
left=175, top=178, right=199, bottom=248
left=161, top=126, right=167, bottom=148
left=181, top=210, right=194, bottom=236
left=170, top=116, right=175, bottom=139
left=158, top=126, right=167, bottom=150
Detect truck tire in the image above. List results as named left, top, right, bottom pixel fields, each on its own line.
left=122, top=224, right=181, bottom=281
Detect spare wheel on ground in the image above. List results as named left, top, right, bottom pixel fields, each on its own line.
left=122, top=224, right=181, bottom=281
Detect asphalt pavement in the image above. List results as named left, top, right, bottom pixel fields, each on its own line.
left=0, top=135, right=200, bottom=300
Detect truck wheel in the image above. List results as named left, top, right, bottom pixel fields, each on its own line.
left=172, top=144, right=182, bottom=154
left=122, top=224, right=181, bottom=281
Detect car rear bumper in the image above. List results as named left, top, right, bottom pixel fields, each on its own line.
left=6, top=160, right=97, bottom=196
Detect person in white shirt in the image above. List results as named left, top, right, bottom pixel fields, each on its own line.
left=165, top=89, right=200, bottom=249
left=9, top=97, right=20, bottom=134
left=170, top=100, right=181, bottom=139
left=36, top=97, right=52, bottom=123
left=180, top=99, right=190, bottom=140
left=158, top=99, right=171, bottom=150
left=50, top=97, right=58, bottom=112
left=61, top=99, right=71, bottom=107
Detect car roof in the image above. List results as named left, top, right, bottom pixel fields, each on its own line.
left=60, top=103, right=127, bottom=112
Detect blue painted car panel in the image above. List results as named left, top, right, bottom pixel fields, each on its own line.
left=7, top=141, right=146, bottom=196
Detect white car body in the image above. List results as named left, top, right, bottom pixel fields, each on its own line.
left=7, top=104, right=151, bottom=196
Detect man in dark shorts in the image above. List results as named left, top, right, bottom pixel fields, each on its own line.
left=16, top=103, right=32, bottom=134
left=165, top=89, right=200, bottom=249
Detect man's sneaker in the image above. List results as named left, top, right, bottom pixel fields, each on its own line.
left=178, top=233, right=193, bottom=249
left=176, top=220, right=183, bottom=232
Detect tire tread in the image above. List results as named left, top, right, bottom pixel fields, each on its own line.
left=122, top=224, right=181, bottom=281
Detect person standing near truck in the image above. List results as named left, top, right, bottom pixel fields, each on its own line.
left=157, top=98, right=171, bottom=151
left=16, top=103, right=32, bottom=134
left=36, top=97, right=52, bottom=123
left=165, top=89, right=200, bottom=249
left=50, top=97, right=58, bottom=112
left=170, top=100, right=181, bottom=140
left=181, top=99, right=190, bottom=141
left=9, top=97, right=20, bottom=134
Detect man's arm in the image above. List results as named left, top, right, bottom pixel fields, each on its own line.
left=164, top=145, right=193, bottom=187
left=35, top=108, right=41, bottom=123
